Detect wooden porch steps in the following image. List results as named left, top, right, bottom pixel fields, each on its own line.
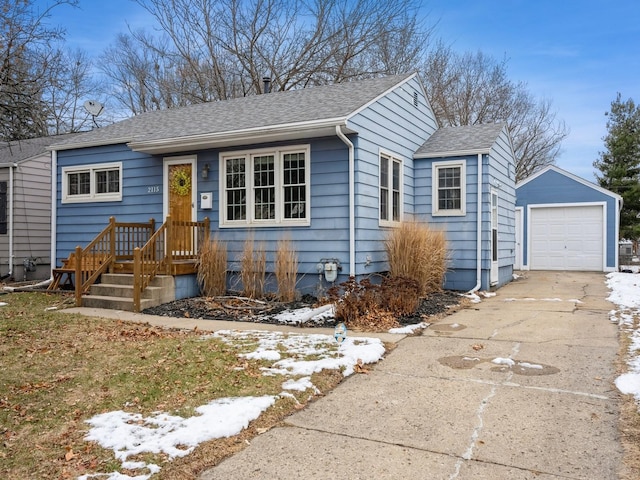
left=82, top=273, right=175, bottom=312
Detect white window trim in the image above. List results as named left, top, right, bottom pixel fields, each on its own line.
left=61, top=162, right=123, bottom=204
left=219, top=144, right=311, bottom=228
left=432, top=159, right=466, bottom=216
left=379, top=150, right=404, bottom=227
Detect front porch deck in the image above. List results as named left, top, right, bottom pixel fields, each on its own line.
left=50, top=216, right=209, bottom=312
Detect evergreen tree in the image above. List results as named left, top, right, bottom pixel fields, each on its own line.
left=594, top=93, right=640, bottom=240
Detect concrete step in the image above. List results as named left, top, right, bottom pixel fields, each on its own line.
left=100, top=273, right=174, bottom=287
left=81, top=294, right=160, bottom=312
left=89, top=283, right=166, bottom=300
left=83, top=274, right=176, bottom=311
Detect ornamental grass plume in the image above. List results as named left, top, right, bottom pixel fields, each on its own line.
left=384, top=220, right=448, bottom=295
left=197, top=235, right=228, bottom=296
left=275, top=236, right=299, bottom=302
left=240, top=234, right=266, bottom=298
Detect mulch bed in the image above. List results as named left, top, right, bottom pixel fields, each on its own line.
left=142, top=290, right=463, bottom=328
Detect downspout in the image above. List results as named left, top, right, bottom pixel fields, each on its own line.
left=49, top=149, right=57, bottom=283
left=335, top=125, right=356, bottom=277
left=468, top=153, right=483, bottom=293
left=7, top=163, right=16, bottom=279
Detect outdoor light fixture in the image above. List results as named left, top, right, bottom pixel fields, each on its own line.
left=201, top=163, right=210, bottom=179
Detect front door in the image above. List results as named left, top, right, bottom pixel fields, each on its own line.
left=164, top=157, right=196, bottom=255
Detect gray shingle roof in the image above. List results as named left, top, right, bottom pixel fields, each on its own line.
left=0, top=134, right=79, bottom=164
left=414, top=123, right=506, bottom=157
left=51, top=73, right=416, bottom=150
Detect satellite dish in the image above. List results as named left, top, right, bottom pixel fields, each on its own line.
left=83, top=100, right=104, bottom=117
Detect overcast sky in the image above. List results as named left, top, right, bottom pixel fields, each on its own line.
left=36, top=0, right=640, bottom=181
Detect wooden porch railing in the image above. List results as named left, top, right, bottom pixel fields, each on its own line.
left=73, top=217, right=156, bottom=307
left=132, top=216, right=210, bottom=312
left=67, top=216, right=209, bottom=312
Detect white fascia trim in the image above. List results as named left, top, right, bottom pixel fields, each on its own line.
left=415, top=148, right=490, bottom=159
left=48, top=137, right=137, bottom=151
left=129, top=118, right=350, bottom=153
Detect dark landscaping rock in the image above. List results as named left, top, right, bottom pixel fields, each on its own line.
left=142, top=290, right=462, bottom=329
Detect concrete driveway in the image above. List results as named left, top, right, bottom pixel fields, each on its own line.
left=201, top=271, right=623, bottom=479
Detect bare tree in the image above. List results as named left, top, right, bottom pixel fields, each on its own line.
left=100, top=0, right=430, bottom=113
left=422, top=44, right=568, bottom=181
left=0, top=0, right=80, bottom=141
left=46, top=49, right=105, bottom=134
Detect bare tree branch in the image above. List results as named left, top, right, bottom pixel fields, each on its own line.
left=422, top=43, right=568, bottom=181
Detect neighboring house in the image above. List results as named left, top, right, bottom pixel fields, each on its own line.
left=49, top=73, right=517, bottom=308
left=0, top=135, right=76, bottom=282
left=515, top=165, right=622, bottom=272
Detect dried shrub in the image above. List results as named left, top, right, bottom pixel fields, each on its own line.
left=197, top=235, right=228, bottom=296
left=275, top=237, right=299, bottom=302
left=240, top=235, right=266, bottom=298
left=384, top=220, right=448, bottom=295
left=327, top=276, right=423, bottom=331
left=328, top=278, right=378, bottom=324
left=379, top=276, right=421, bottom=316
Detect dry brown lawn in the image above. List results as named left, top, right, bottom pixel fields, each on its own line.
left=0, top=292, right=345, bottom=479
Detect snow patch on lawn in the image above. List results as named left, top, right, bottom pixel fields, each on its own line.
left=607, top=272, right=640, bottom=406
left=80, top=328, right=385, bottom=479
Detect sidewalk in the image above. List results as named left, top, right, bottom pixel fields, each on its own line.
left=197, top=271, right=623, bottom=479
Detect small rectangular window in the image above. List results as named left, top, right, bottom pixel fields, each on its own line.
left=96, top=169, right=119, bottom=194
left=432, top=160, right=466, bottom=216
left=379, top=152, right=402, bottom=225
left=68, top=171, right=90, bottom=196
left=253, top=155, right=275, bottom=221
left=62, top=162, right=122, bottom=203
left=226, top=157, right=246, bottom=221
left=283, top=152, right=306, bottom=219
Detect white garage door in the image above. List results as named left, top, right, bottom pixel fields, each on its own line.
left=530, top=205, right=604, bottom=271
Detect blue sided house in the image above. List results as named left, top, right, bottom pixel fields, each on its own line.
left=49, top=73, right=517, bottom=311
left=515, top=165, right=622, bottom=272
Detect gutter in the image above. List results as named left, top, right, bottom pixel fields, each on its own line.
left=130, top=118, right=352, bottom=154
left=335, top=125, right=356, bottom=277
left=469, top=153, right=483, bottom=293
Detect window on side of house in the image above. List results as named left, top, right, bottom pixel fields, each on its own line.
left=379, top=152, right=402, bottom=226
left=432, top=160, right=466, bottom=216
left=62, top=162, right=122, bottom=203
left=220, top=145, right=310, bottom=227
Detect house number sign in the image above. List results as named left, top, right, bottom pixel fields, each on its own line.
left=147, top=185, right=160, bottom=193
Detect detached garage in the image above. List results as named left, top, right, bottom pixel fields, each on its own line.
left=515, top=166, right=622, bottom=272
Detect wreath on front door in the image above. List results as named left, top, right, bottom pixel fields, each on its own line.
left=169, top=166, right=191, bottom=196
